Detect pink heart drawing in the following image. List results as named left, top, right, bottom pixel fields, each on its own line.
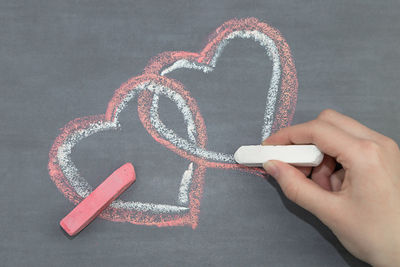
left=48, top=17, right=298, bottom=229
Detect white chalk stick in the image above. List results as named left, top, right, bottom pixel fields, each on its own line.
left=234, top=145, right=323, bottom=167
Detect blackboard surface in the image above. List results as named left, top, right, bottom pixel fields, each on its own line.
left=1, top=0, right=399, bottom=266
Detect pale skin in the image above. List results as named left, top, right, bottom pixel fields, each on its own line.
left=262, top=109, right=400, bottom=267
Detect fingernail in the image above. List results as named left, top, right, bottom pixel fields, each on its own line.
left=263, top=161, right=279, bottom=177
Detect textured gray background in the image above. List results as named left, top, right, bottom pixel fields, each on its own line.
left=1, top=0, right=399, bottom=266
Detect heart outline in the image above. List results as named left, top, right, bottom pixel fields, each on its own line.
left=49, top=74, right=208, bottom=228
left=139, top=17, right=297, bottom=173
left=48, top=17, right=298, bottom=229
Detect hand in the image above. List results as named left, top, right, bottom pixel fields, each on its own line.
left=262, top=109, right=400, bottom=267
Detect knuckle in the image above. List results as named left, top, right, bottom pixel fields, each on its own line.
left=308, top=119, right=327, bottom=142
left=317, top=109, right=336, bottom=121
left=356, top=140, right=386, bottom=169
left=381, top=136, right=399, bottom=151
left=309, top=119, right=321, bottom=130
left=358, top=140, right=381, bottom=155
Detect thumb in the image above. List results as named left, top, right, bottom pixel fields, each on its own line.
left=264, top=160, right=338, bottom=220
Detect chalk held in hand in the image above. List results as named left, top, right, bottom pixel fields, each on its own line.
left=234, top=145, right=323, bottom=167
left=60, top=163, right=136, bottom=236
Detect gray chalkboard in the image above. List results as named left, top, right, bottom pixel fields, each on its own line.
left=1, top=0, right=399, bottom=266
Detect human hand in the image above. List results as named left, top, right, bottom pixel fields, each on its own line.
left=262, top=109, right=400, bottom=266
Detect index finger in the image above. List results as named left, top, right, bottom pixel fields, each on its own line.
left=263, top=120, right=360, bottom=168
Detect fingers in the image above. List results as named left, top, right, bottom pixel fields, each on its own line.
left=263, top=120, right=359, bottom=167
left=298, top=166, right=312, bottom=177
left=316, top=109, right=384, bottom=143
left=311, top=155, right=336, bottom=191
left=262, top=129, right=293, bottom=145
left=330, top=169, right=345, bottom=192
left=264, top=160, right=338, bottom=220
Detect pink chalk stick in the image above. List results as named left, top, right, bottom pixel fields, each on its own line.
left=60, top=163, right=136, bottom=236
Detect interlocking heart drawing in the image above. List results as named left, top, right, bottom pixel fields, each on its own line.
left=48, top=17, right=298, bottom=229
